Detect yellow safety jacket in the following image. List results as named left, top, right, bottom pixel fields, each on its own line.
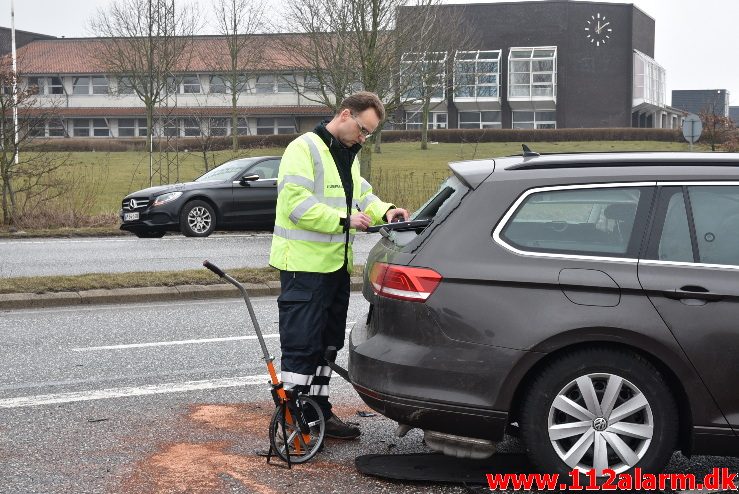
left=269, top=132, right=393, bottom=273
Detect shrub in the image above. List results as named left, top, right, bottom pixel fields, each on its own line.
left=381, top=128, right=683, bottom=143
left=22, top=128, right=686, bottom=152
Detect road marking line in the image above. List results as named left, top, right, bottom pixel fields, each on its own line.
left=72, top=334, right=281, bottom=351
left=0, top=375, right=271, bottom=409
left=0, top=233, right=274, bottom=246
left=73, top=325, right=356, bottom=351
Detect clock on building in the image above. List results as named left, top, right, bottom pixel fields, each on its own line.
left=585, top=13, right=612, bottom=47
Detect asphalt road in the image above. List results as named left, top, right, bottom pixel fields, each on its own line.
left=1, top=294, right=737, bottom=493
left=0, top=232, right=379, bottom=278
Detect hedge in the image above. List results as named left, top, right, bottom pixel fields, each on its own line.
left=23, top=127, right=684, bottom=152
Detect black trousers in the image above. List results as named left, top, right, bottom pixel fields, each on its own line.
left=277, top=268, right=350, bottom=416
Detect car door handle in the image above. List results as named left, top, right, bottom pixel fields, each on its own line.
left=663, top=286, right=724, bottom=302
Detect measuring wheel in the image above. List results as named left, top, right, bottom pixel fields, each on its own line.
left=268, top=395, right=325, bottom=464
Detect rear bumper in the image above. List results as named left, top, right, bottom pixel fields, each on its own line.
left=352, top=382, right=508, bottom=440
left=348, top=311, right=514, bottom=441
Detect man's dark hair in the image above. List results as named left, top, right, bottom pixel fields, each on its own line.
left=339, top=91, right=385, bottom=121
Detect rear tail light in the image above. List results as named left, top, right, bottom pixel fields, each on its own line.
left=369, top=262, right=442, bottom=302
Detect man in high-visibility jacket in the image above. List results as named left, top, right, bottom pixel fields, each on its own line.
left=269, top=92, right=408, bottom=439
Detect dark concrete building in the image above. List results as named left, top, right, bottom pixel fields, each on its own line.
left=399, top=0, right=681, bottom=130
left=730, top=107, right=739, bottom=127
left=672, top=89, right=731, bottom=118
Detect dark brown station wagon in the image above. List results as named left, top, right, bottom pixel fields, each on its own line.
left=349, top=151, right=739, bottom=479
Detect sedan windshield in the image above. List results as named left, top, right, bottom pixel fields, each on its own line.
left=196, top=159, right=255, bottom=182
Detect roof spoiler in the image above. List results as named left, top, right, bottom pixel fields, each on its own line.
left=522, top=144, right=540, bottom=158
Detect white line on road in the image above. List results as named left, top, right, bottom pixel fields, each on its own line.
left=0, top=233, right=272, bottom=246
left=72, top=324, right=355, bottom=351
left=72, top=333, right=280, bottom=351
left=0, top=375, right=271, bottom=409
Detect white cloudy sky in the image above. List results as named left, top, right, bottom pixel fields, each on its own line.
left=2, top=0, right=737, bottom=104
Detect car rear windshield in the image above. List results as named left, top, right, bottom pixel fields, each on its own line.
left=196, top=159, right=255, bottom=182
left=388, top=175, right=467, bottom=247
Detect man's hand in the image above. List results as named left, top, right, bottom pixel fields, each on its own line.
left=349, top=212, right=372, bottom=231
left=385, top=208, right=409, bottom=223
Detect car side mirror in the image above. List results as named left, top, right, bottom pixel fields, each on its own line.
left=239, top=174, right=260, bottom=186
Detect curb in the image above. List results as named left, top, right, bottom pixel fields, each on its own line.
left=0, top=278, right=364, bottom=311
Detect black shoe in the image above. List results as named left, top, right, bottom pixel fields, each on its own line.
left=324, top=414, right=361, bottom=439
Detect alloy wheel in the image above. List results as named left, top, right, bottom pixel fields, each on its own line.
left=187, top=206, right=212, bottom=234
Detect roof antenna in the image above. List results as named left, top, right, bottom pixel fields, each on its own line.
left=522, top=144, right=540, bottom=158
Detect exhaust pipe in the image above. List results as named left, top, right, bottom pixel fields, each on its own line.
left=423, top=430, right=496, bottom=460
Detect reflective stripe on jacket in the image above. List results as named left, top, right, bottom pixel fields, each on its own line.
left=269, top=132, right=393, bottom=273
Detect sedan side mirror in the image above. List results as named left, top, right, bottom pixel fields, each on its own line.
left=239, top=174, right=260, bottom=186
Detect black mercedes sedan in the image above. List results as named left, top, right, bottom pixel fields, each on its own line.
left=119, top=156, right=280, bottom=238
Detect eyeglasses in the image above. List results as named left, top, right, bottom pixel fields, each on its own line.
left=350, top=113, right=373, bottom=139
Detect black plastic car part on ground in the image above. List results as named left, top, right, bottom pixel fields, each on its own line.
left=119, top=156, right=280, bottom=238
left=348, top=151, right=739, bottom=482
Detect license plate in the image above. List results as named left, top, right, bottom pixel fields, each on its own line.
left=124, top=212, right=139, bottom=221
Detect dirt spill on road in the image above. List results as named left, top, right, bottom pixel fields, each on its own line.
left=118, top=402, right=362, bottom=493
left=190, top=403, right=271, bottom=434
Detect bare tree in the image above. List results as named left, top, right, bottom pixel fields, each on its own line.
left=212, top=0, right=267, bottom=152
left=699, top=109, right=735, bottom=152
left=278, top=0, right=448, bottom=176
left=278, top=0, right=359, bottom=111
left=398, top=4, right=476, bottom=150
left=89, top=0, right=200, bottom=186
left=0, top=66, right=70, bottom=226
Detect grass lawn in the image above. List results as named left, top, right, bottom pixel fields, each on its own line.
left=75, top=140, right=693, bottom=215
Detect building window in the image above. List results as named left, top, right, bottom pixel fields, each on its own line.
left=72, top=77, right=91, bottom=95
left=157, top=118, right=179, bottom=137
left=73, top=119, right=90, bottom=137
left=209, top=75, right=228, bottom=94
left=304, top=74, right=321, bottom=92
left=209, top=117, right=229, bottom=136
left=512, top=110, right=557, bottom=129
left=48, top=119, right=67, bottom=137
left=508, top=47, right=557, bottom=100
left=633, top=50, right=665, bottom=107
left=118, top=118, right=146, bottom=137
left=26, top=77, right=44, bottom=94
left=26, top=119, right=46, bottom=138
left=255, top=74, right=296, bottom=94
left=182, top=75, right=201, bottom=94
left=454, top=50, right=500, bottom=99
left=405, top=111, right=448, bottom=130
left=256, top=117, right=296, bottom=135
left=237, top=117, right=250, bottom=135
left=72, top=76, right=108, bottom=95
left=255, top=75, right=274, bottom=94
left=183, top=117, right=202, bottom=136
left=458, top=111, right=501, bottom=129
left=92, top=77, right=109, bottom=95
left=400, top=52, right=447, bottom=102
left=277, top=74, right=295, bottom=93
left=48, top=77, right=64, bottom=95
left=92, top=118, right=110, bottom=137
left=117, top=77, right=135, bottom=95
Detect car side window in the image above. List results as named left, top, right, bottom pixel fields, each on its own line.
left=499, top=186, right=645, bottom=257
left=657, top=189, right=693, bottom=263
left=688, top=185, right=739, bottom=266
left=247, top=159, right=280, bottom=179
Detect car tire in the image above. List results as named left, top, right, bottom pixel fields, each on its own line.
left=180, top=200, right=216, bottom=237
left=520, top=348, right=677, bottom=482
left=134, top=230, right=166, bottom=239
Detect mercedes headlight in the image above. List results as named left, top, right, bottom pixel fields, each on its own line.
left=152, top=191, right=183, bottom=206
